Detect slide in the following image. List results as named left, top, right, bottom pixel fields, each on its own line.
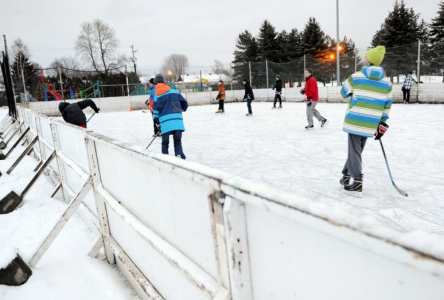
left=48, top=90, right=62, bottom=100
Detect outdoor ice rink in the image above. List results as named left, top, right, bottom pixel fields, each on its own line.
left=86, top=102, right=444, bottom=236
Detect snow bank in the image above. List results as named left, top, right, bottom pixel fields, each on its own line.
left=0, top=246, right=17, bottom=269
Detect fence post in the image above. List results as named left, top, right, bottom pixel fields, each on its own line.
left=230, top=63, right=234, bottom=101
left=58, top=67, right=64, bottom=100
left=249, top=62, right=252, bottom=88
left=266, top=60, right=269, bottom=101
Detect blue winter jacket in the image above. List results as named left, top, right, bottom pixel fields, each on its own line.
left=153, top=83, right=188, bottom=134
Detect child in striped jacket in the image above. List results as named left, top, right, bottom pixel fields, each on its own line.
left=339, top=46, right=392, bottom=197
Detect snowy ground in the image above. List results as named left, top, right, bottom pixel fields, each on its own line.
left=86, top=102, right=444, bottom=236
left=0, top=109, right=139, bottom=300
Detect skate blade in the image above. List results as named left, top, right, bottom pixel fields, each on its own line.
left=344, top=190, right=362, bottom=198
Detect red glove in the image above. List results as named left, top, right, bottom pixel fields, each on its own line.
left=375, top=122, right=389, bottom=140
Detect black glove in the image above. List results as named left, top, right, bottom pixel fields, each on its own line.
left=95, top=108, right=100, bottom=113
left=216, top=94, right=220, bottom=100
left=307, top=98, right=312, bottom=107
left=145, top=100, right=149, bottom=106
left=374, top=122, right=389, bottom=140
left=156, top=123, right=161, bottom=129
left=272, top=86, right=275, bottom=90
left=300, top=88, right=306, bottom=95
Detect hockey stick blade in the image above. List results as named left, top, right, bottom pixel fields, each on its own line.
left=379, top=140, right=408, bottom=197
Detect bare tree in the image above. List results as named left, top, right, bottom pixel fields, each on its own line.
left=212, top=60, right=231, bottom=78
left=75, top=19, right=126, bottom=74
left=47, top=57, right=80, bottom=77
left=160, top=54, right=189, bottom=81
left=11, top=39, right=31, bottom=59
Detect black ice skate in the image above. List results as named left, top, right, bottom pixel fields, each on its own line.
left=305, top=125, right=314, bottom=130
left=321, top=118, right=329, bottom=128
left=278, top=105, right=282, bottom=109
left=339, top=174, right=350, bottom=186
left=272, top=106, right=276, bottom=109
left=344, top=175, right=363, bottom=198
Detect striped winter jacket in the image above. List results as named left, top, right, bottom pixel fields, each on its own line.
left=153, top=83, right=189, bottom=134
left=340, top=66, right=392, bottom=138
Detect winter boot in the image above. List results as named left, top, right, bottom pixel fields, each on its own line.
left=321, top=118, right=329, bottom=128
left=278, top=105, right=282, bottom=109
left=305, top=125, right=314, bottom=130
left=339, top=173, right=350, bottom=186
left=344, top=175, right=363, bottom=198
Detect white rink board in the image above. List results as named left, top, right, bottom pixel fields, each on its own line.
left=244, top=203, right=444, bottom=300
left=94, top=140, right=219, bottom=280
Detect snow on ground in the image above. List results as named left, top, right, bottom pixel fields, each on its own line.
left=86, top=102, right=444, bottom=236
left=0, top=109, right=139, bottom=300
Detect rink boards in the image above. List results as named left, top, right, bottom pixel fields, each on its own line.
left=13, top=106, right=444, bottom=300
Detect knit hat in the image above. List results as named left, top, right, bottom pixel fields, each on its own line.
left=154, top=74, right=164, bottom=84
left=365, top=46, right=386, bottom=66
left=149, top=78, right=154, bottom=84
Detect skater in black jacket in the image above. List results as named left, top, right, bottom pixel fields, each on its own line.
left=272, top=75, right=282, bottom=109
left=243, top=79, right=254, bottom=116
left=59, top=99, right=100, bottom=128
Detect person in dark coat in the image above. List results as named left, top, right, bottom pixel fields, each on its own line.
left=272, top=75, right=282, bottom=109
left=243, top=79, right=254, bottom=116
left=58, top=99, right=100, bottom=128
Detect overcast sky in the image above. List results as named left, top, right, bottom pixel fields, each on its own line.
left=0, top=0, right=439, bottom=76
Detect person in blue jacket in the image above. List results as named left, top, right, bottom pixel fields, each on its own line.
left=153, top=74, right=189, bottom=159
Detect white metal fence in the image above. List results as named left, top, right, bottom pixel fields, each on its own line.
left=4, top=106, right=444, bottom=300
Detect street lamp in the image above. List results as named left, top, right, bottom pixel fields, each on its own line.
left=336, top=0, right=340, bottom=86
left=168, top=70, right=172, bottom=84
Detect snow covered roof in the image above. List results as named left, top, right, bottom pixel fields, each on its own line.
left=178, top=74, right=230, bottom=83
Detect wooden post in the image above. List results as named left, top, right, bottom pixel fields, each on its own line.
left=4, top=127, right=30, bottom=159
left=50, top=123, right=69, bottom=203
left=85, top=137, right=115, bottom=264
left=6, top=136, right=38, bottom=174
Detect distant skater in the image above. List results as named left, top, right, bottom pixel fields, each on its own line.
left=300, top=68, right=328, bottom=129
left=59, top=99, right=100, bottom=129
left=272, top=75, right=282, bottom=109
left=243, top=79, right=254, bottom=116
left=147, top=77, right=161, bottom=137
left=153, top=74, right=189, bottom=159
left=401, top=71, right=418, bottom=104
left=216, top=80, right=226, bottom=114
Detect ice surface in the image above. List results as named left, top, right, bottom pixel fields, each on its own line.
left=86, top=102, right=444, bottom=236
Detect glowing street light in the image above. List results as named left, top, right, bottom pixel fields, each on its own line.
left=168, top=70, right=172, bottom=83
left=330, top=54, right=335, bottom=59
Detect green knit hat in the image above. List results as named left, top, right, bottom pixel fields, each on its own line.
left=365, top=46, right=386, bottom=66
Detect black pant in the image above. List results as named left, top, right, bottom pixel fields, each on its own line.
left=403, top=89, right=411, bottom=103
left=152, top=114, right=159, bottom=135
left=218, top=100, right=224, bottom=111
left=273, top=92, right=282, bottom=106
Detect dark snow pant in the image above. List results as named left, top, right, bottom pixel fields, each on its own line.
left=306, top=101, right=325, bottom=126
left=403, top=89, right=411, bottom=103
left=247, top=100, right=253, bottom=114
left=342, top=134, right=367, bottom=180
left=273, top=93, right=282, bottom=107
left=218, top=100, right=224, bottom=111
left=152, top=114, right=159, bottom=135
left=162, top=130, right=186, bottom=159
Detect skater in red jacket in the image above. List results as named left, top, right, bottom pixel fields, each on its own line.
left=300, top=68, right=328, bottom=130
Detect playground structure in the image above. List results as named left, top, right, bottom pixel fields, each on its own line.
left=40, top=70, right=104, bottom=101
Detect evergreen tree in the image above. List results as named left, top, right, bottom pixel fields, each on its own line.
left=302, top=17, right=328, bottom=57
left=371, top=0, right=423, bottom=82
left=257, top=20, right=279, bottom=62
left=11, top=52, right=36, bottom=94
left=232, top=30, right=259, bottom=85
left=429, top=1, right=444, bottom=81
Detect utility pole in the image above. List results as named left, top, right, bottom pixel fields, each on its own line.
left=130, top=45, right=138, bottom=74
left=249, top=62, right=252, bottom=87
left=58, top=67, right=64, bottom=100
left=125, top=65, right=130, bottom=96
left=21, top=67, right=27, bottom=102
left=336, top=0, right=341, bottom=86
left=417, top=40, right=421, bottom=83
left=266, top=60, right=269, bottom=100
left=229, top=63, right=234, bottom=100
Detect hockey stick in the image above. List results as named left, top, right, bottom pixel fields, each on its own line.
left=146, top=134, right=159, bottom=149
left=379, top=139, right=408, bottom=197
left=86, top=113, right=96, bottom=123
